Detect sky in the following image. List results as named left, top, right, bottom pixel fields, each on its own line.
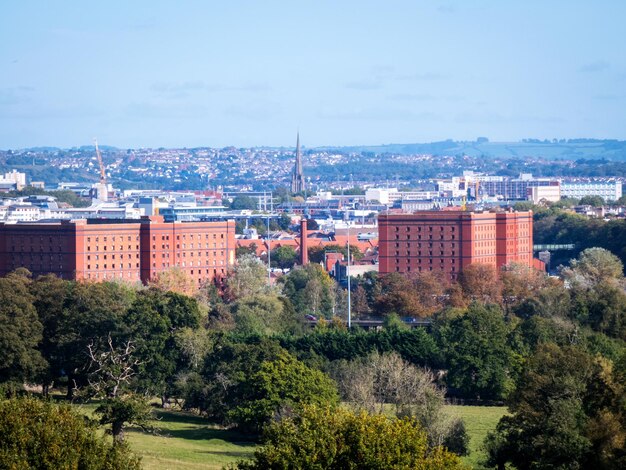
left=1, top=0, right=625, bottom=149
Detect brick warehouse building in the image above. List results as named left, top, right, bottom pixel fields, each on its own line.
left=378, top=211, right=539, bottom=279
left=0, top=216, right=236, bottom=285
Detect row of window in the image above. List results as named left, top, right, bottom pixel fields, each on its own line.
left=87, top=235, right=139, bottom=243
left=395, top=234, right=456, bottom=241
left=395, top=251, right=457, bottom=257
left=151, top=233, right=225, bottom=241
left=87, top=254, right=139, bottom=261
left=394, top=226, right=457, bottom=232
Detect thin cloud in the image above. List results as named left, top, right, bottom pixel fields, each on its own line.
left=151, top=81, right=271, bottom=98
left=437, top=5, right=456, bottom=13
left=0, top=86, right=35, bottom=105
left=387, top=93, right=435, bottom=101
left=578, top=60, right=610, bottom=73
left=125, top=102, right=209, bottom=119
left=395, top=72, right=447, bottom=81
left=592, top=94, right=619, bottom=101
left=345, top=79, right=383, bottom=90
left=318, top=107, right=441, bottom=121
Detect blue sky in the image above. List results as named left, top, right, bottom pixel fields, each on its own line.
left=1, top=0, right=625, bottom=148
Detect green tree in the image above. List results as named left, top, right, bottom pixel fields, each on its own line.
left=270, top=245, right=297, bottom=269
left=234, top=405, right=465, bottom=470
left=308, top=244, right=363, bottom=264
left=51, top=281, right=135, bottom=398
left=236, top=242, right=258, bottom=259
left=85, top=334, right=152, bottom=444
left=228, top=350, right=339, bottom=434
left=485, top=343, right=626, bottom=470
left=230, top=195, right=259, bottom=210
left=0, top=396, right=141, bottom=469
left=29, top=274, right=71, bottom=394
left=561, top=247, right=624, bottom=288
left=437, top=303, right=512, bottom=400
left=187, top=338, right=285, bottom=423
left=579, top=195, right=605, bottom=207
left=0, top=272, right=45, bottom=386
left=231, top=294, right=301, bottom=336
left=279, top=264, right=335, bottom=318
left=226, top=254, right=272, bottom=301
left=123, top=289, right=201, bottom=403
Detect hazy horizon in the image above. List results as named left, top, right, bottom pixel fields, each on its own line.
left=2, top=1, right=625, bottom=149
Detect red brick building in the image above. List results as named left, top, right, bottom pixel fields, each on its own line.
left=378, top=211, right=536, bottom=279
left=0, top=216, right=235, bottom=285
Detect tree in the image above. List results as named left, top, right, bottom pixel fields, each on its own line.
left=228, top=350, right=339, bottom=434
left=270, top=245, right=297, bottom=269
left=579, top=195, right=605, bottom=207
left=234, top=405, right=465, bottom=470
left=231, top=294, right=301, bottom=336
left=437, top=303, right=512, bottom=400
left=0, top=397, right=141, bottom=469
left=331, top=351, right=467, bottom=453
left=29, top=274, right=71, bottom=394
left=0, top=273, right=45, bottom=386
left=122, top=289, right=202, bottom=402
left=236, top=242, right=258, bottom=259
left=187, top=338, right=285, bottom=422
left=51, top=281, right=136, bottom=398
left=306, top=217, right=319, bottom=231
left=86, top=334, right=152, bottom=444
left=561, top=247, right=624, bottom=288
left=500, top=263, right=549, bottom=307
left=148, top=266, right=197, bottom=296
left=308, top=244, right=363, bottom=264
left=226, top=254, right=273, bottom=301
left=279, top=264, right=335, bottom=318
left=230, top=195, right=259, bottom=210
left=351, top=285, right=370, bottom=318
left=458, top=264, right=502, bottom=304
left=374, top=272, right=423, bottom=318
left=485, top=343, right=626, bottom=470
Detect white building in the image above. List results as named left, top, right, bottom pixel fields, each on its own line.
left=365, top=188, right=398, bottom=204
left=528, top=184, right=561, bottom=204
left=560, top=180, right=622, bottom=202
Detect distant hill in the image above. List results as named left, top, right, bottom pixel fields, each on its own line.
left=320, top=139, right=626, bottom=161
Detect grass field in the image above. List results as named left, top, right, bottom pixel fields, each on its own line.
left=70, top=403, right=256, bottom=470
left=71, top=402, right=505, bottom=469
left=446, top=405, right=507, bottom=469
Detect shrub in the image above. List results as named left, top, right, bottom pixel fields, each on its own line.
left=233, top=405, right=465, bottom=469
left=0, top=396, right=141, bottom=469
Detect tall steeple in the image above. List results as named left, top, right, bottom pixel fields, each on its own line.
left=291, top=132, right=305, bottom=193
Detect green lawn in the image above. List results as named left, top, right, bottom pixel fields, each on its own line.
left=70, top=401, right=504, bottom=469
left=445, top=405, right=507, bottom=469
left=71, top=403, right=256, bottom=470
left=124, top=410, right=255, bottom=470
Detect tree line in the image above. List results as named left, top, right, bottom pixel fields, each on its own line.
left=1, top=247, right=626, bottom=468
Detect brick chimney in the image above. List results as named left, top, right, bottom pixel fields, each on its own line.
left=300, top=218, right=308, bottom=265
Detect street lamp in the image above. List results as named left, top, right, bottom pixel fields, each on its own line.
left=347, top=219, right=351, bottom=329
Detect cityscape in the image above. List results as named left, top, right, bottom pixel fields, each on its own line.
left=1, top=2, right=626, bottom=470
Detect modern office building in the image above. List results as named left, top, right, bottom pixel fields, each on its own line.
left=0, top=216, right=235, bottom=285
left=378, top=210, right=537, bottom=279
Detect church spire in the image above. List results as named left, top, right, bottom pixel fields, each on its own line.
left=291, top=132, right=305, bottom=193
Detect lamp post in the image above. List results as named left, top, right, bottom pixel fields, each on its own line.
left=347, top=219, right=351, bottom=329
left=267, top=191, right=272, bottom=285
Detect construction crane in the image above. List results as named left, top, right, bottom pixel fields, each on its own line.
left=94, top=138, right=106, bottom=185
